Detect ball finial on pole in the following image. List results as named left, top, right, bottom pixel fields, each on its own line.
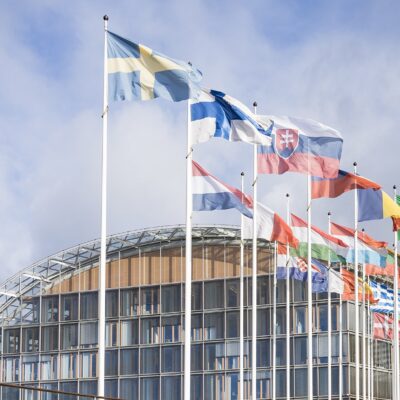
left=328, top=211, right=331, bottom=216
left=241, top=172, right=245, bottom=177
left=286, top=193, right=290, bottom=198
left=394, top=185, right=397, bottom=190
left=103, top=15, right=109, bottom=21
left=253, top=101, right=258, bottom=108
left=353, top=161, right=357, bottom=167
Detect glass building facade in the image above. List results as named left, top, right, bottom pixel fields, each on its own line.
left=0, top=226, right=393, bottom=399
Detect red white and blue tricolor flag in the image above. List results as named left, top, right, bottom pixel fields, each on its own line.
left=258, top=115, right=343, bottom=178
left=311, top=170, right=381, bottom=199
left=192, top=161, right=253, bottom=218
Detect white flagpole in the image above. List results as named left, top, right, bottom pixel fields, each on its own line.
left=353, top=161, right=360, bottom=400
left=307, top=173, right=313, bottom=400
left=272, top=241, right=277, bottom=400
left=369, top=277, right=374, bottom=399
left=327, top=212, right=332, bottom=400
left=252, top=101, right=258, bottom=400
left=361, top=230, right=366, bottom=400
left=367, top=283, right=372, bottom=400
left=393, top=184, right=399, bottom=400
left=98, top=14, right=109, bottom=398
left=285, top=193, right=291, bottom=400
left=184, top=100, right=193, bottom=400
left=339, top=271, right=343, bottom=400
left=240, top=172, right=245, bottom=400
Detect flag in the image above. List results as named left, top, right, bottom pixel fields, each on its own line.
left=276, top=256, right=328, bottom=292
left=243, top=202, right=298, bottom=247
left=373, top=313, right=393, bottom=340
left=192, top=161, right=253, bottom=218
left=396, top=194, right=400, bottom=239
left=190, top=89, right=273, bottom=146
left=290, top=214, right=349, bottom=262
left=358, top=188, right=400, bottom=231
left=107, top=31, right=202, bottom=102
left=330, top=222, right=387, bottom=268
left=311, top=170, right=380, bottom=199
left=370, top=280, right=400, bottom=314
left=329, top=268, right=345, bottom=294
left=258, top=115, right=343, bottom=178
left=341, top=269, right=377, bottom=303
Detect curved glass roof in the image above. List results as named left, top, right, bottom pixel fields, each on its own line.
left=0, top=225, right=243, bottom=321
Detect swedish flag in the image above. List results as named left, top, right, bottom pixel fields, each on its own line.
left=107, top=31, right=202, bottom=102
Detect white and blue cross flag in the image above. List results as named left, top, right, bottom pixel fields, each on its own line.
left=190, top=89, right=273, bottom=146
left=107, top=31, right=202, bottom=102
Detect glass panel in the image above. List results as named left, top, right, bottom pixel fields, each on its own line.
left=141, top=287, right=159, bottom=315
left=226, top=311, right=239, bottom=338
left=120, top=288, right=139, bottom=317
left=106, top=290, right=119, bottom=318
left=4, top=329, right=20, bottom=353
left=60, top=294, right=78, bottom=321
left=257, top=308, right=270, bottom=336
left=141, top=317, right=160, bottom=344
left=141, top=347, right=160, bottom=374
left=294, top=306, right=307, bottom=334
left=204, top=374, right=224, bottom=400
left=80, top=292, right=98, bottom=320
left=162, top=376, right=181, bottom=400
left=80, top=321, right=98, bottom=348
left=205, top=342, right=225, bottom=370
left=61, top=324, right=78, bottom=350
left=121, top=320, right=139, bottom=346
left=161, top=346, right=181, bottom=372
left=276, top=307, right=286, bottom=334
left=162, top=315, right=181, bottom=343
left=81, top=351, right=97, bottom=378
left=162, top=284, right=181, bottom=313
left=22, top=355, right=39, bottom=381
left=41, top=326, right=58, bottom=351
left=120, top=348, right=138, bottom=375
left=294, top=368, right=307, bottom=397
left=257, top=276, right=270, bottom=305
left=59, top=382, right=77, bottom=400
left=292, top=279, right=307, bottom=302
left=276, top=338, right=286, bottom=366
left=141, top=377, right=159, bottom=400
left=226, top=279, right=239, bottom=307
left=257, top=370, right=271, bottom=399
left=191, top=375, right=203, bottom=400
left=226, top=341, right=240, bottom=369
left=105, top=379, right=118, bottom=398
left=3, top=357, right=19, bottom=382
left=192, top=282, right=203, bottom=311
left=294, top=337, right=307, bottom=365
left=120, top=378, right=138, bottom=399
left=257, top=339, right=270, bottom=368
left=191, top=344, right=203, bottom=371
left=60, top=352, right=77, bottom=379
left=204, top=313, right=224, bottom=340
left=318, top=304, right=328, bottom=331
left=80, top=380, right=97, bottom=397
left=40, top=354, right=58, bottom=380
left=204, top=281, right=224, bottom=309
left=106, top=321, right=119, bottom=347
left=41, top=296, right=59, bottom=323
left=105, top=350, right=118, bottom=376
left=191, top=314, right=203, bottom=341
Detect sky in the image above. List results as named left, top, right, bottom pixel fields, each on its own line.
left=1, top=0, right=399, bottom=281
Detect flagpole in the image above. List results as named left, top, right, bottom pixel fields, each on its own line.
left=272, top=241, right=277, bottom=400
left=339, top=268, right=343, bottom=400
left=353, top=161, right=360, bottom=400
left=367, top=285, right=371, bottom=400
left=184, top=99, right=193, bottom=400
left=361, top=230, right=366, bottom=400
left=98, top=15, right=109, bottom=398
left=327, top=212, right=332, bottom=400
left=252, top=101, right=258, bottom=400
left=307, top=173, right=313, bottom=400
left=285, top=193, right=291, bottom=400
left=393, top=184, right=399, bottom=400
left=368, top=276, right=374, bottom=399
left=240, top=172, right=245, bottom=400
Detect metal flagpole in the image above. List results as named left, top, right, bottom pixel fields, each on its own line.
left=393, top=184, right=399, bottom=400
left=252, top=101, right=258, bottom=400
left=367, top=284, right=371, bottom=400
left=272, top=241, right=277, bottom=400
left=353, top=161, right=360, bottom=400
left=184, top=100, right=193, bottom=400
left=369, top=276, right=374, bottom=399
left=361, top=230, right=366, bottom=400
left=307, top=174, right=313, bottom=400
left=240, top=172, right=245, bottom=400
left=285, top=193, right=291, bottom=400
left=98, top=14, right=109, bottom=398
left=339, top=272, right=343, bottom=400
left=328, top=212, right=332, bottom=400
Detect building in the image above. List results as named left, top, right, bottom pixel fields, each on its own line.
left=0, top=225, right=393, bottom=399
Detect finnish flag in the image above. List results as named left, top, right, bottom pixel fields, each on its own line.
left=190, top=89, right=273, bottom=146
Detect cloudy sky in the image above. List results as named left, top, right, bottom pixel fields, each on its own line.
left=1, top=1, right=399, bottom=280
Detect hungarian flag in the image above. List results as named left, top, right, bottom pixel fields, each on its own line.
left=311, top=170, right=380, bottom=200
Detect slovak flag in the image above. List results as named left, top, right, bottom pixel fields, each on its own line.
left=258, top=115, right=343, bottom=178
left=192, top=161, right=253, bottom=218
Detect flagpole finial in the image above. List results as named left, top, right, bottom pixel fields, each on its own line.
left=286, top=193, right=290, bottom=198
left=328, top=211, right=331, bottom=216
left=394, top=185, right=397, bottom=190
left=353, top=161, right=357, bottom=167
left=103, top=15, right=109, bottom=21
left=253, top=101, right=257, bottom=107
left=241, top=172, right=245, bottom=176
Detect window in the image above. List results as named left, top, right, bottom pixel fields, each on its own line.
left=204, top=313, right=224, bottom=340
left=257, top=308, right=270, bottom=336
left=226, top=311, right=239, bottom=338
left=60, top=382, right=77, bottom=400
left=191, top=375, right=203, bottom=400
left=226, top=279, right=239, bottom=307
left=3, top=357, right=19, bottom=382
left=205, top=343, right=225, bottom=370
left=292, top=279, right=307, bottom=302
left=294, top=306, right=307, bottom=334
left=80, top=352, right=97, bottom=378
left=4, top=329, right=20, bottom=353
left=80, top=292, right=98, bottom=319
left=257, top=276, right=270, bottom=305
left=22, top=355, right=39, bottom=381
left=192, top=282, right=203, bottom=311
left=318, top=305, right=328, bottom=331
left=141, top=287, right=159, bottom=315
left=257, top=370, right=271, bottom=399
left=141, top=317, right=160, bottom=344
left=294, top=368, right=307, bottom=397
left=226, top=341, right=240, bottom=369
left=61, top=294, right=78, bottom=321
left=162, top=284, right=181, bottom=313
left=191, top=314, right=202, bottom=341
left=106, top=321, right=119, bottom=347
left=106, top=290, right=119, bottom=318
left=120, top=348, right=138, bottom=375
left=141, top=377, right=159, bottom=400
left=41, top=326, right=58, bottom=352
left=120, top=378, right=138, bottom=399
left=162, top=346, right=181, bottom=372
left=21, top=298, right=40, bottom=324
left=257, top=339, right=270, bottom=368
left=105, top=379, right=118, bottom=398
left=120, top=288, right=139, bottom=317
left=42, top=296, right=59, bottom=323
left=61, top=324, right=78, bottom=350
left=60, top=353, right=77, bottom=379
left=162, top=316, right=181, bottom=343
left=191, top=344, right=203, bottom=371
left=294, top=337, right=307, bottom=365
left=276, top=338, right=286, bottom=366
left=40, top=354, right=57, bottom=380
left=80, top=380, right=97, bottom=397
left=276, top=279, right=286, bottom=303
left=105, top=350, right=118, bottom=376
left=162, top=376, right=181, bottom=400
left=204, top=374, right=224, bottom=400
left=141, top=347, right=159, bottom=374
left=204, top=281, right=224, bottom=309
left=121, top=320, right=139, bottom=346
left=276, top=307, right=286, bottom=334
left=80, top=322, right=98, bottom=348
left=317, top=334, right=329, bottom=363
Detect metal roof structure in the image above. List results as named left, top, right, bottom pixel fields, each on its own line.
left=0, top=225, right=245, bottom=323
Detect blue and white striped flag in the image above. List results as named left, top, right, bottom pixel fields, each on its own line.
left=107, top=31, right=202, bottom=102
left=370, top=280, right=399, bottom=314
left=190, top=89, right=273, bottom=146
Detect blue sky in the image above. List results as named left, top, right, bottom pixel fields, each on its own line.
left=1, top=0, right=399, bottom=279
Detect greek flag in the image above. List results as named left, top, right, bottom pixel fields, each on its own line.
left=107, top=31, right=202, bottom=102
left=370, top=280, right=399, bottom=314
left=190, top=89, right=273, bottom=146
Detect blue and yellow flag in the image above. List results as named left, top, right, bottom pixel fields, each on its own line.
left=107, top=31, right=202, bottom=102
